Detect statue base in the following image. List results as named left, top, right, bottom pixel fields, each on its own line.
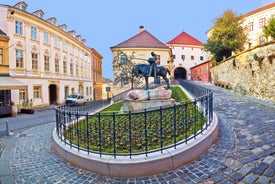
left=121, top=99, right=176, bottom=112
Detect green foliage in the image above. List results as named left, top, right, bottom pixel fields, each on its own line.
left=170, top=86, right=189, bottom=103
left=63, top=87, right=207, bottom=154
left=263, top=17, right=275, bottom=39
left=101, top=102, right=123, bottom=112
left=205, top=10, right=247, bottom=62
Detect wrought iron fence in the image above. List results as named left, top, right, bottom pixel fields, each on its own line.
left=55, top=81, right=213, bottom=158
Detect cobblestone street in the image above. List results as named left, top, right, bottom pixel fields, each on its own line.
left=0, top=83, right=274, bottom=184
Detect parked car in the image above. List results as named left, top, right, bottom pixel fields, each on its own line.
left=65, top=94, right=85, bottom=106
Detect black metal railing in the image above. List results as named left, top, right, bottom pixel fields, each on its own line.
left=55, top=81, right=213, bottom=158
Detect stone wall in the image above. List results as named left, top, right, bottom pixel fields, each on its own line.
left=211, top=41, right=275, bottom=102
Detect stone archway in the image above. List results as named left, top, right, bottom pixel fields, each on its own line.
left=174, top=67, right=187, bottom=79
left=49, top=84, right=57, bottom=105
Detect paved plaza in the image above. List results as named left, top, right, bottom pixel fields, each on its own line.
left=0, top=83, right=274, bottom=184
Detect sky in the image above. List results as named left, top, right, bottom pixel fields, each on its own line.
left=1, top=0, right=274, bottom=80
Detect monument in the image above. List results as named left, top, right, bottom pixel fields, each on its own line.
left=122, top=52, right=174, bottom=112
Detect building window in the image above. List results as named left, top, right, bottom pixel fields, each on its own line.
left=31, top=53, right=38, bottom=69
left=259, top=36, right=266, bottom=45
left=80, top=64, right=84, bottom=77
left=172, top=55, right=176, bottom=59
left=16, top=50, right=24, bottom=68
left=63, top=59, right=67, bottom=74
left=21, top=5, right=26, bottom=11
left=191, top=56, right=194, bottom=60
left=19, top=89, right=26, bottom=104
left=62, top=41, right=67, bottom=50
left=44, top=31, right=49, bottom=44
left=38, top=13, right=43, bottom=19
left=120, top=55, right=127, bottom=64
left=69, top=45, right=73, bottom=54
left=31, top=26, right=37, bottom=39
left=86, top=87, right=89, bottom=96
left=70, top=63, right=73, bottom=75
left=55, top=57, right=59, bottom=73
left=15, top=21, right=23, bottom=35
left=44, top=55, right=50, bottom=71
left=0, top=48, right=3, bottom=64
left=156, top=55, right=160, bottom=65
left=259, top=18, right=266, bottom=28
left=33, top=86, right=41, bottom=99
left=54, top=36, right=59, bottom=48
left=205, top=65, right=208, bottom=74
left=121, top=75, right=128, bottom=86
left=248, top=22, right=254, bottom=31
left=76, top=64, right=79, bottom=76
left=181, top=55, right=185, bottom=60
left=200, top=56, right=203, bottom=61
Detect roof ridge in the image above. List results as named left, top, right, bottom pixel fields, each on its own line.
left=167, top=31, right=203, bottom=46
left=111, top=29, right=168, bottom=49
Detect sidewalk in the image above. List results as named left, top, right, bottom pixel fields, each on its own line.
left=0, top=105, right=56, bottom=135
left=0, top=83, right=274, bottom=184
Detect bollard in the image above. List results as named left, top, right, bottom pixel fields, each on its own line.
left=6, top=120, right=9, bottom=135
left=5, top=120, right=13, bottom=136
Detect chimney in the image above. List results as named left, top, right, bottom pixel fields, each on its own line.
left=139, top=25, right=144, bottom=32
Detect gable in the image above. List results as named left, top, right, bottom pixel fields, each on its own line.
left=167, top=32, right=203, bottom=46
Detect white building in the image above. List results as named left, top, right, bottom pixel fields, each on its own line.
left=0, top=2, right=95, bottom=108
left=241, top=2, right=275, bottom=49
left=166, top=32, right=209, bottom=80
left=206, top=3, right=275, bottom=51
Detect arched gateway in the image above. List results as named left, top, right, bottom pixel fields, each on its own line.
left=174, top=67, right=187, bottom=79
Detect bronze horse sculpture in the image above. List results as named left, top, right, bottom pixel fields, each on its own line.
left=132, top=64, right=170, bottom=90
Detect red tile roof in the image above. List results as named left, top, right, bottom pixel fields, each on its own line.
left=241, top=2, right=275, bottom=18
left=111, top=30, right=168, bottom=49
left=167, top=32, right=203, bottom=46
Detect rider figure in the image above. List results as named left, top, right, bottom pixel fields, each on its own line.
left=147, top=52, right=157, bottom=77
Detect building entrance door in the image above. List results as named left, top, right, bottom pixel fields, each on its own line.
left=49, top=84, right=57, bottom=104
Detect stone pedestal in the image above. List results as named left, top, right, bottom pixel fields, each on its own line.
left=122, top=99, right=175, bottom=112
left=122, top=88, right=174, bottom=112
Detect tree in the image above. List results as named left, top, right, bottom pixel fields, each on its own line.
left=205, top=10, right=247, bottom=62
left=112, top=51, right=142, bottom=89
left=263, top=17, right=275, bottom=39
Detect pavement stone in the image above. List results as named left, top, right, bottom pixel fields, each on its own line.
left=0, top=82, right=274, bottom=183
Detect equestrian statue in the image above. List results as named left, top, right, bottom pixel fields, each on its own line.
left=132, top=52, right=170, bottom=90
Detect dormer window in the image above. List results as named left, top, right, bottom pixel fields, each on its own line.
left=68, top=30, right=76, bottom=37
left=32, top=10, right=44, bottom=19
left=46, top=17, right=57, bottom=26
left=14, top=2, right=28, bottom=11
left=58, top=24, right=67, bottom=31
left=21, top=5, right=26, bottom=11
left=38, top=13, right=43, bottom=19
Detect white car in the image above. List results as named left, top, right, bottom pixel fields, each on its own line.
left=65, top=94, right=85, bottom=106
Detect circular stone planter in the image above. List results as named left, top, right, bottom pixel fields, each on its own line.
left=52, top=113, right=218, bottom=177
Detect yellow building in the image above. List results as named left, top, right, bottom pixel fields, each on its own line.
left=102, top=78, right=114, bottom=100
left=91, top=48, right=103, bottom=100
left=110, top=26, right=173, bottom=94
left=0, top=2, right=101, bottom=108
left=0, top=29, right=26, bottom=116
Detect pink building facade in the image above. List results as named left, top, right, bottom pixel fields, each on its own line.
left=190, top=60, right=211, bottom=82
